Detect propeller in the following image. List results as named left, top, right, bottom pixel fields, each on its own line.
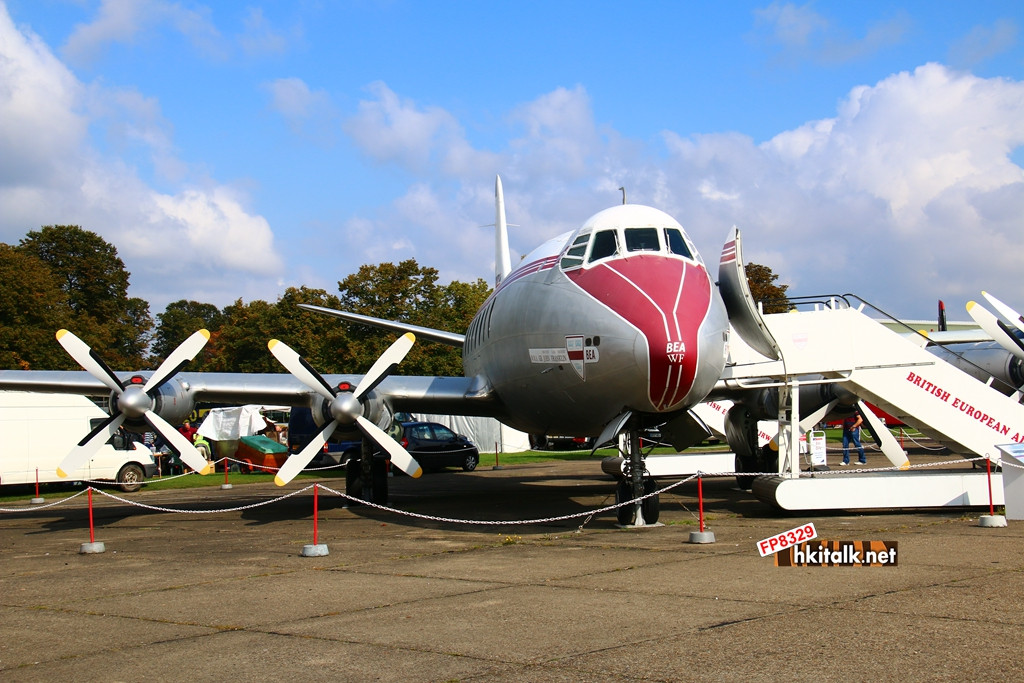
left=268, top=333, right=422, bottom=486
left=981, top=291, right=1024, bottom=335
left=55, top=329, right=213, bottom=478
left=966, top=300, right=1024, bottom=361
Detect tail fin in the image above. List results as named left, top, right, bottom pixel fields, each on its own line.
left=938, top=300, right=947, bottom=331
left=494, top=175, right=512, bottom=286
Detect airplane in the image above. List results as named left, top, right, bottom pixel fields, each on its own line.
left=2, top=175, right=1022, bottom=526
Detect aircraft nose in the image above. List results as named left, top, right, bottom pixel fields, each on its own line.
left=567, top=255, right=716, bottom=412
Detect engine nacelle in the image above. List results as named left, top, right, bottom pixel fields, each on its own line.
left=738, top=382, right=855, bottom=421
left=307, top=388, right=395, bottom=443
left=114, top=376, right=197, bottom=433
left=928, top=343, right=1024, bottom=395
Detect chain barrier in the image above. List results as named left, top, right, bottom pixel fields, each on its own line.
left=92, top=484, right=316, bottom=513
left=0, top=488, right=88, bottom=513
left=314, top=480, right=693, bottom=526
left=2, top=453, right=1018, bottom=522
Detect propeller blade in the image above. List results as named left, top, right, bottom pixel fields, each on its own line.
left=356, top=415, right=422, bottom=478
left=143, top=329, right=210, bottom=393
left=981, top=291, right=1024, bottom=335
left=354, top=332, right=415, bottom=399
left=967, top=301, right=1024, bottom=361
left=56, top=329, right=124, bottom=394
left=268, top=339, right=337, bottom=401
left=145, top=410, right=212, bottom=475
left=275, top=421, right=338, bottom=486
left=57, top=413, right=127, bottom=478
left=856, top=400, right=909, bottom=469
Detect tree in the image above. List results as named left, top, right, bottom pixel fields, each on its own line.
left=152, top=300, right=225, bottom=364
left=0, top=245, right=78, bottom=369
left=200, top=299, right=280, bottom=373
left=745, top=262, right=790, bottom=314
left=19, top=226, right=129, bottom=321
left=337, top=260, right=491, bottom=376
left=271, top=287, right=350, bottom=373
left=17, top=225, right=152, bottom=368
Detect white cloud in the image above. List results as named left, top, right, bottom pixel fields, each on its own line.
left=343, top=81, right=499, bottom=177
left=264, top=77, right=337, bottom=143
left=62, top=0, right=222, bottom=65
left=5, top=0, right=1024, bottom=321
left=754, top=2, right=828, bottom=48
left=752, top=2, right=908, bottom=64
left=949, top=19, right=1019, bottom=68
left=335, top=66, right=1024, bottom=317
left=152, top=188, right=281, bottom=270
left=0, top=8, right=86, bottom=185
left=659, top=64, right=1024, bottom=313
left=238, top=6, right=293, bottom=57
left=0, top=4, right=282, bottom=312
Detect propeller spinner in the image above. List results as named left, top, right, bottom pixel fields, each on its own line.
left=268, top=332, right=423, bottom=486
left=55, top=329, right=213, bottom=478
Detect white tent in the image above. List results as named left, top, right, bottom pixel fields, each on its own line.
left=197, top=405, right=274, bottom=441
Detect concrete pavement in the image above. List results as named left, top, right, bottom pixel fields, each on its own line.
left=1, top=457, right=1022, bottom=681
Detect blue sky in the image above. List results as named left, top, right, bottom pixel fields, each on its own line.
left=2, top=1, right=1023, bottom=322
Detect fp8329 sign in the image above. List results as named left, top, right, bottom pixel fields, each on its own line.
left=757, top=522, right=817, bottom=557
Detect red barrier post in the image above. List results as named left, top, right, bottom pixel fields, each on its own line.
left=300, top=482, right=329, bottom=556
left=88, top=487, right=96, bottom=544
left=35, top=468, right=40, bottom=499
left=313, top=483, right=319, bottom=546
left=986, top=456, right=995, bottom=517
left=698, top=474, right=706, bottom=533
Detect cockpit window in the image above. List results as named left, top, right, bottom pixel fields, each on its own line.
left=625, top=227, right=660, bottom=252
left=588, top=230, right=619, bottom=263
left=664, top=228, right=693, bottom=259
left=560, top=233, right=591, bottom=270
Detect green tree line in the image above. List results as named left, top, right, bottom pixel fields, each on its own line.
left=0, top=225, right=489, bottom=376
left=0, top=225, right=788, bottom=376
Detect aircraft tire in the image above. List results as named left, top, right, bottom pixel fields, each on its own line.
left=345, top=458, right=362, bottom=506
left=368, top=454, right=388, bottom=504
left=735, top=453, right=757, bottom=490
left=641, top=478, right=660, bottom=524
left=615, top=480, right=637, bottom=526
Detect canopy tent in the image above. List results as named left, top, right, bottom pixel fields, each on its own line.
left=197, top=405, right=280, bottom=441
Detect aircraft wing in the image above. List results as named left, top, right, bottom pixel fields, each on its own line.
left=917, top=329, right=991, bottom=344
left=0, top=370, right=501, bottom=418
left=298, top=304, right=466, bottom=347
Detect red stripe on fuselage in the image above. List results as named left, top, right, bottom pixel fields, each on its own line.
left=495, top=255, right=558, bottom=294
left=566, top=257, right=712, bottom=411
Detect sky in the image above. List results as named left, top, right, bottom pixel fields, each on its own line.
left=1, top=1, right=1023, bottom=323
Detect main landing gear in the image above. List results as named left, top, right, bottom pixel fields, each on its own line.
left=613, top=429, right=660, bottom=526
left=345, top=438, right=389, bottom=506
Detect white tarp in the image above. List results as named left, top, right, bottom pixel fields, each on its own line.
left=420, top=414, right=530, bottom=453
left=197, top=406, right=270, bottom=441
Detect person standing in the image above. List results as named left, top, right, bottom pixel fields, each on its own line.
left=178, top=420, right=198, bottom=444
left=841, top=413, right=866, bottom=465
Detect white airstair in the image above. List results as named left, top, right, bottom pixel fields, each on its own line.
left=721, top=298, right=1024, bottom=510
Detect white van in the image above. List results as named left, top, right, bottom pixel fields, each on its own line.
left=0, top=391, right=157, bottom=492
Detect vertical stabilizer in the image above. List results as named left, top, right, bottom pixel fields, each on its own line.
left=494, top=175, right=512, bottom=286
left=718, top=227, right=781, bottom=360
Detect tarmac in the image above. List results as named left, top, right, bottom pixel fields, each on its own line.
left=1, top=453, right=1022, bottom=682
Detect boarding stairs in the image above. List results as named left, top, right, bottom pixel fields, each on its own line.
left=719, top=298, right=1024, bottom=509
